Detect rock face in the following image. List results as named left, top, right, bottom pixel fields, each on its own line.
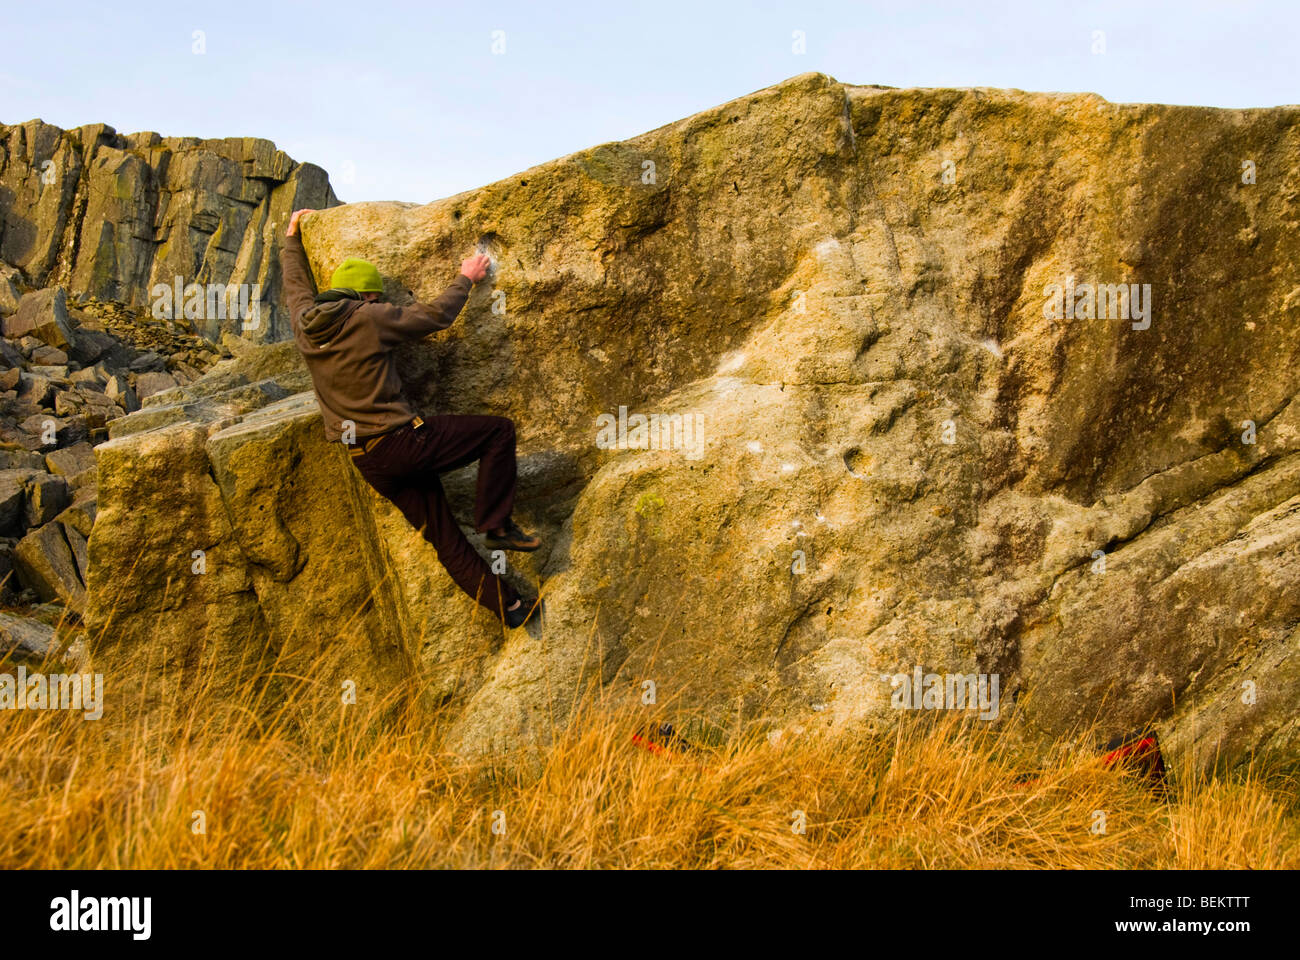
left=84, top=74, right=1300, bottom=771
left=0, top=121, right=339, bottom=342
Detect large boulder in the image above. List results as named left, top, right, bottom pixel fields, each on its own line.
left=4, top=287, right=77, bottom=349
left=14, top=519, right=86, bottom=613
left=83, top=74, right=1300, bottom=772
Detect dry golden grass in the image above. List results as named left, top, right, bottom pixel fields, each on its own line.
left=1, top=639, right=1296, bottom=870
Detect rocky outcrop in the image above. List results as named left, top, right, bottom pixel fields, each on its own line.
left=0, top=278, right=226, bottom=616
left=83, top=74, right=1300, bottom=772
left=0, top=121, right=339, bottom=342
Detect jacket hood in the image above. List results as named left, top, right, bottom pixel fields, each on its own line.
left=302, top=289, right=365, bottom=347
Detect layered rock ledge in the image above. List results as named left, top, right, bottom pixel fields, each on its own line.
left=0, top=121, right=338, bottom=342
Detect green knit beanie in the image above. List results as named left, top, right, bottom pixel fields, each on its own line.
left=329, top=258, right=384, bottom=294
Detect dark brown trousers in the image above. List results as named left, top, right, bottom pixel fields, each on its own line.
left=348, top=415, right=520, bottom=615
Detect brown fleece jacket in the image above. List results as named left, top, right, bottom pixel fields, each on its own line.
left=280, top=232, right=473, bottom=441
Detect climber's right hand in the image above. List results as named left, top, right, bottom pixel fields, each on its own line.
left=460, top=253, right=491, bottom=283
left=286, top=208, right=317, bottom=237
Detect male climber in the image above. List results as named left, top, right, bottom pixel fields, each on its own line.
left=280, top=207, right=541, bottom=628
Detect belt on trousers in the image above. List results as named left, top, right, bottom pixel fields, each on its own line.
left=346, top=416, right=424, bottom=458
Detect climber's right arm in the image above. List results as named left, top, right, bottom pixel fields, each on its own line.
left=280, top=209, right=319, bottom=331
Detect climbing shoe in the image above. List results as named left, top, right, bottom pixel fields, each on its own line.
left=486, top=520, right=541, bottom=552
left=504, top=596, right=542, bottom=629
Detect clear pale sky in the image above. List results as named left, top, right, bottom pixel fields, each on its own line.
left=1, top=1, right=1294, bottom=203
